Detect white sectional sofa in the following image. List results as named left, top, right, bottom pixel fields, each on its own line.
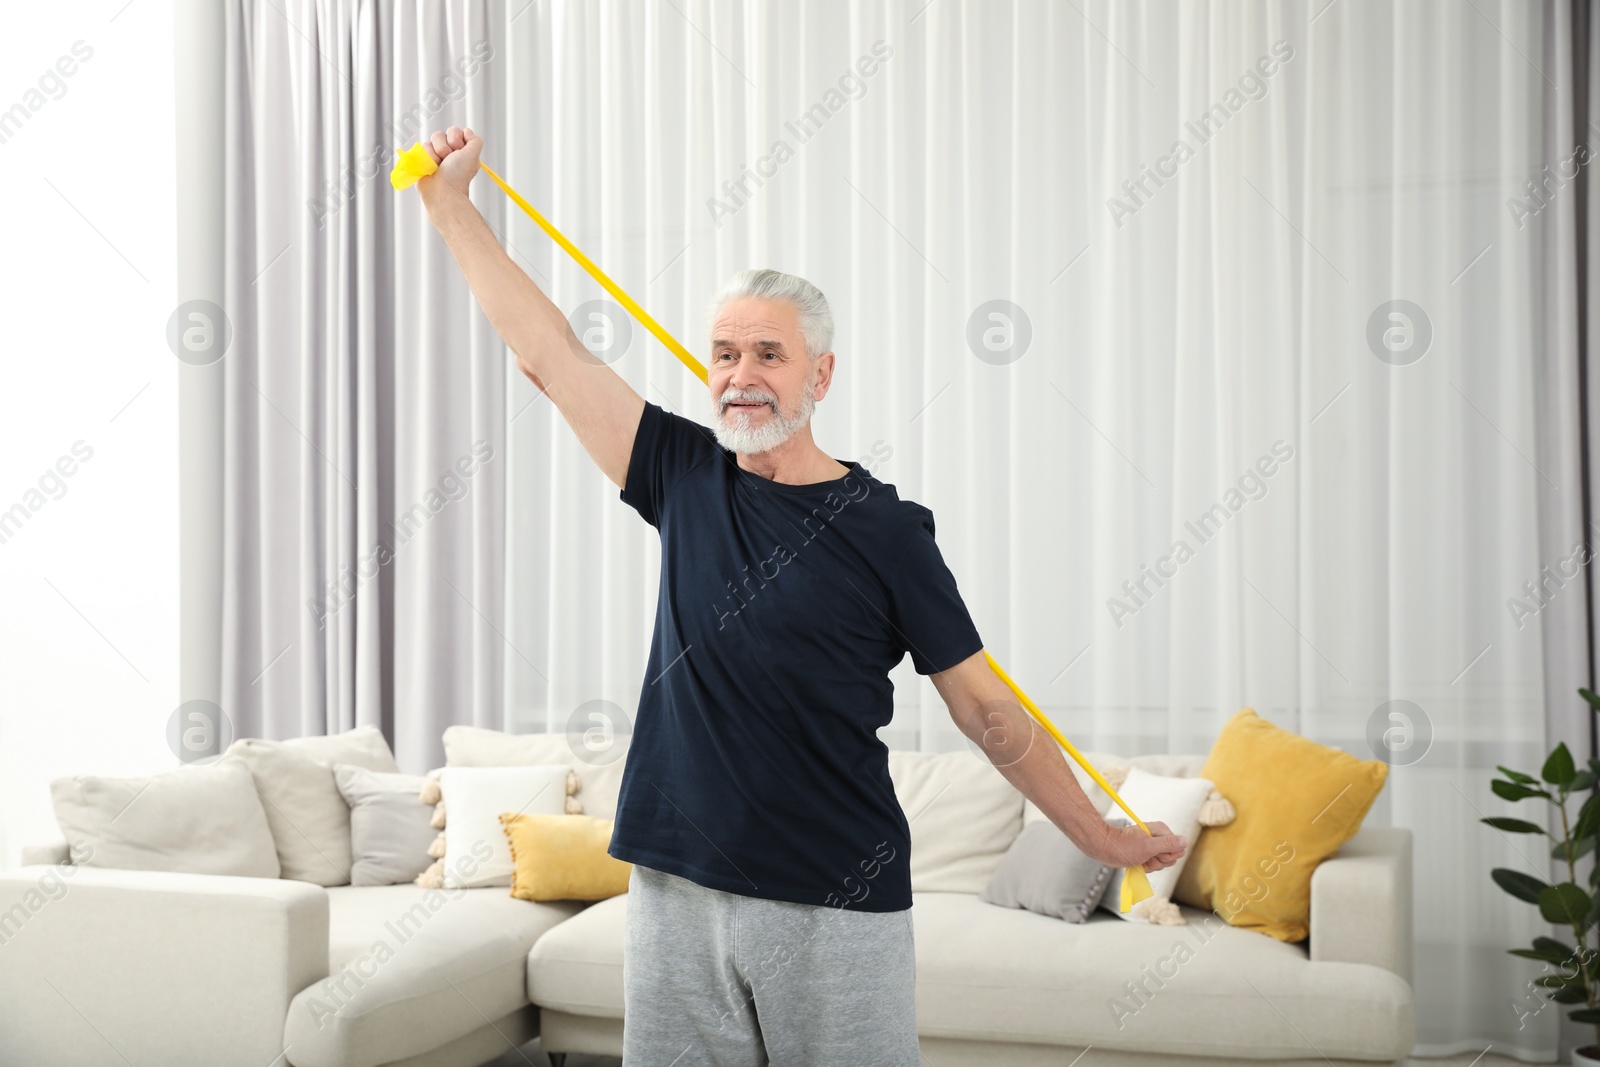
left=0, top=736, right=1414, bottom=1067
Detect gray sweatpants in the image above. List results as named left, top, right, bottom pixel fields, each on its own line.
left=621, top=863, right=921, bottom=1066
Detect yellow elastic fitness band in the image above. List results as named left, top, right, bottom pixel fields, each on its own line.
left=391, top=141, right=1158, bottom=914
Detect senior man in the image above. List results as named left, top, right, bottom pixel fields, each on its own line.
left=414, top=126, right=1186, bottom=1066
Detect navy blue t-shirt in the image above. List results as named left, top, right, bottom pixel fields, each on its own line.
left=606, top=400, right=985, bottom=912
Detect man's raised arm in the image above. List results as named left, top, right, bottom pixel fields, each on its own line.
left=415, top=126, right=645, bottom=490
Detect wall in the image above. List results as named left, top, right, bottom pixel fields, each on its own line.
left=0, top=0, right=177, bottom=867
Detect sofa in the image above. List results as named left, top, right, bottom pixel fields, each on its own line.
left=0, top=729, right=1414, bottom=1067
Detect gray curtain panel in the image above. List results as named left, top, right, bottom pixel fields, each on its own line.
left=217, top=0, right=509, bottom=771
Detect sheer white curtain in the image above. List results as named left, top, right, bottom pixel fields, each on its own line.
left=219, top=0, right=1580, bottom=1059
left=493, top=1, right=1572, bottom=1058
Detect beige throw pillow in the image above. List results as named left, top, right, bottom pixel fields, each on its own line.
left=442, top=724, right=630, bottom=819
left=221, top=725, right=400, bottom=886
left=887, top=750, right=1025, bottom=894
left=50, top=758, right=280, bottom=878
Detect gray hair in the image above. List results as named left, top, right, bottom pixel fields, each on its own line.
left=705, top=268, right=834, bottom=363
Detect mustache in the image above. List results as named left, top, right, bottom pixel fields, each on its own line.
left=718, top=388, right=776, bottom=413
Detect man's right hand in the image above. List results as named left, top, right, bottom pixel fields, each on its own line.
left=421, top=126, right=482, bottom=198
left=1095, top=819, right=1188, bottom=874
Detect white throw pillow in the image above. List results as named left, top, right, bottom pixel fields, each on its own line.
left=1021, top=751, right=1210, bottom=825
left=886, top=750, right=1025, bottom=894
left=50, top=759, right=280, bottom=878
left=1096, top=765, right=1214, bottom=923
left=220, top=725, right=401, bottom=886
left=439, top=765, right=571, bottom=888
left=442, top=724, right=629, bottom=819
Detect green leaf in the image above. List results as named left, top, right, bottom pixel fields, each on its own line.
left=1545, top=744, right=1577, bottom=788
left=1513, top=947, right=1575, bottom=964
left=1576, top=792, right=1600, bottom=839
left=1553, top=984, right=1591, bottom=1003
left=1571, top=1008, right=1600, bottom=1023
left=1580, top=688, right=1600, bottom=713
left=1495, top=779, right=1553, bottom=803
left=1495, top=868, right=1551, bottom=904
left=1541, top=882, right=1592, bottom=926
left=1499, top=765, right=1540, bottom=785
left=1536, top=936, right=1580, bottom=959
left=1482, top=817, right=1550, bottom=835
left=1557, top=836, right=1600, bottom=861
left=1535, top=972, right=1585, bottom=989
left=1570, top=770, right=1599, bottom=795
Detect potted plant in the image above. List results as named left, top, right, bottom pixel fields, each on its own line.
left=1486, top=691, right=1600, bottom=1063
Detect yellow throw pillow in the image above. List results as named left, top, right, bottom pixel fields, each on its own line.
left=498, top=812, right=632, bottom=902
left=1172, top=707, right=1388, bottom=942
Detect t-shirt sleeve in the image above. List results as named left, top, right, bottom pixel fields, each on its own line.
left=619, top=401, right=721, bottom=528
left=882, top=504, right=985, bottom=674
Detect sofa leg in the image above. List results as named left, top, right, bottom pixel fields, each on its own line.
left=547, top=1055, right=566, bottom=1067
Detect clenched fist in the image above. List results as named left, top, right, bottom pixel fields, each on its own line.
left=420, top=125, right=482, bottom=197
left=1095, top=819, right=1188, bottom=873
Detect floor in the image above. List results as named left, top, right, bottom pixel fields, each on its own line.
left=483, top=1043, right=1541, bottom=1066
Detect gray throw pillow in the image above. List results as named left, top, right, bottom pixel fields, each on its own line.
left=979, top=821, right=1115, bottom=922
left=332, top=764, right=437, bottom=887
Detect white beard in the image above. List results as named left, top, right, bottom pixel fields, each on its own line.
left=711, top=373, right=817, bottom=455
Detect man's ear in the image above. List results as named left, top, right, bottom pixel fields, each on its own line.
left=810, top=351, right=837, bottom=401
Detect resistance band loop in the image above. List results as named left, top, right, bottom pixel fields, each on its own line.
left=391, top=142, right=1157, bottom=912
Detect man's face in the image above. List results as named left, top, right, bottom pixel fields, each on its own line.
left=708, top=296, right=821, bottom=455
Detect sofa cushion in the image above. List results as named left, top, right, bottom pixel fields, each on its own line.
left=887, top=750, right=1024, bottom=894
left=910, top=890, right=1414, bottom=1061
left=526, top=885, right=1411, bottom=1061
left=283, top=884, right=583, bottom=1067
left=443, top=725, right=630, bottom=819
left=49, top=757, right=280, bottom=877
left=527, top=892, right=630, bottom=1017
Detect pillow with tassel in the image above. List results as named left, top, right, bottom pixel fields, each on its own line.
left=1094, top=765, right=1234, bottom=925
left=1172, top=707, right=1387, bottom=941
left=413, top=766, right=583, bottom=889
left=499, top=812, right=632, bottom=902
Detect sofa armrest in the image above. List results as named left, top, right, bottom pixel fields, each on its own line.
left=0, top=865, right=328, bottom=1067
left=1309, top=825, right=1413, bottom=985
left=19, top=840, right=71, bottom=867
